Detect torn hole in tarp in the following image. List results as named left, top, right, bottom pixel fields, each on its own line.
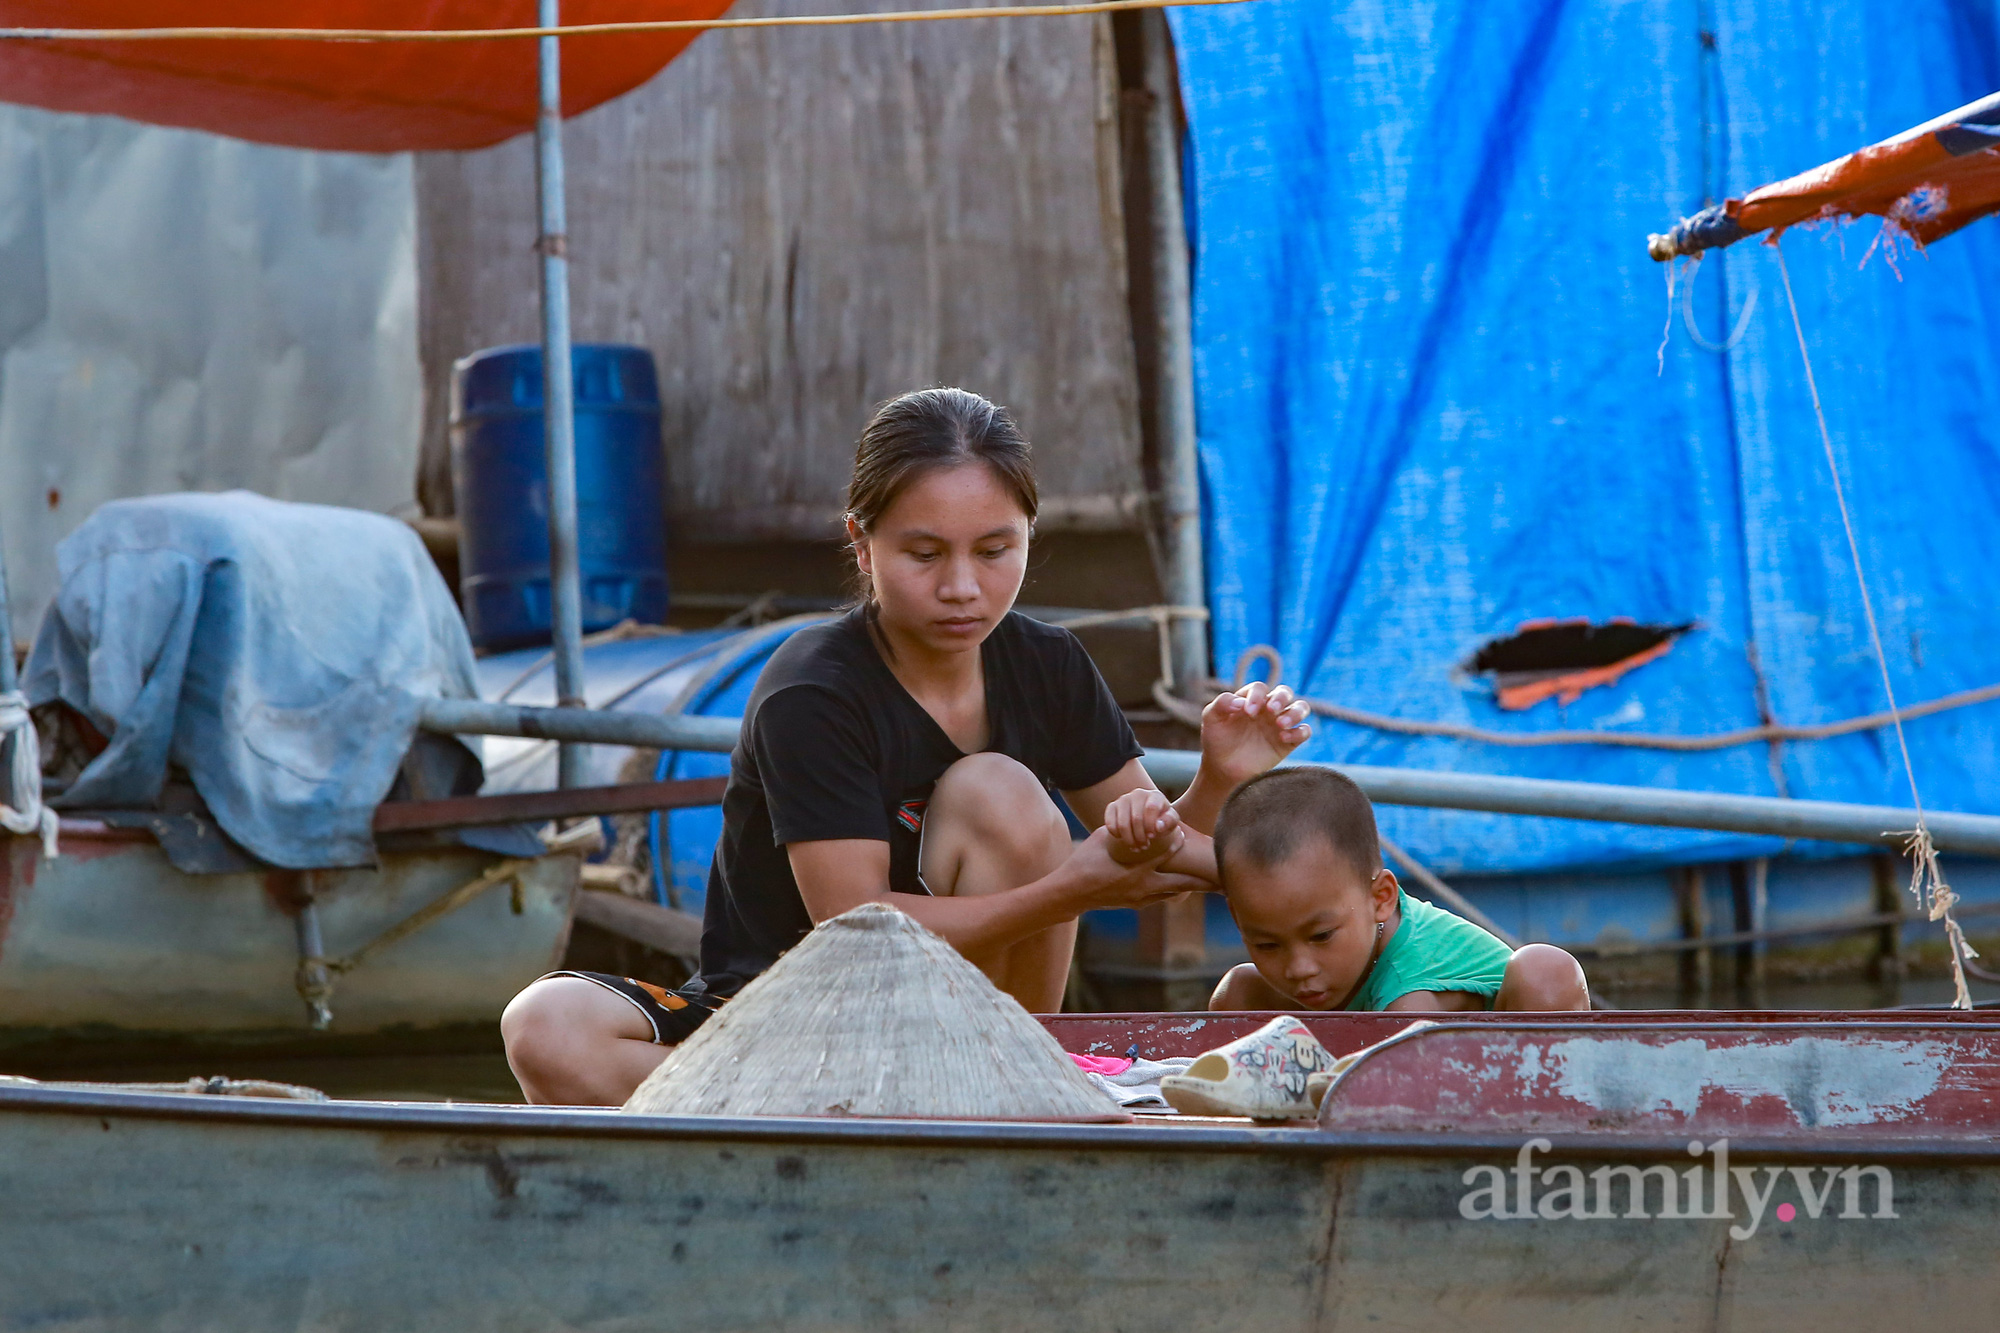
left=1467, top=619, right=1695, bottom=711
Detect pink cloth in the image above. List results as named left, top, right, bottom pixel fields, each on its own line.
left=1068, top=1053, right=1135, bottom=1077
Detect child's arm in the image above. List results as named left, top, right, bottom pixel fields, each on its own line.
left=1163, top=827, right=1216, bottom=882
left=1208, top=962, right=1299, bottom=1010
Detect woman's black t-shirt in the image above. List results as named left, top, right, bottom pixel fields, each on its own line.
left=690, top=607, right=1143, bottom=999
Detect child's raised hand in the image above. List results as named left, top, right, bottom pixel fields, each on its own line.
left=1103, top=788, right=1182, bottom=866
left=1199, top=680, right=1312, bottom=786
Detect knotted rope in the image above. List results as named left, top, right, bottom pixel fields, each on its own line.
left=0, top=693, right=57, bottom=859
left=1192, top=643, right=2000, bottom=753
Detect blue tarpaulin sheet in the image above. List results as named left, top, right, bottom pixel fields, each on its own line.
left=1167, top=0, right=2000, bottom=875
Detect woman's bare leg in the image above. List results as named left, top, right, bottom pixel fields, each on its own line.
left=503, top=752, right=1081, bottom=1102
left=919, top=752, right=1078, bottom=1012
left=501, top=976, right=672, bottom=1105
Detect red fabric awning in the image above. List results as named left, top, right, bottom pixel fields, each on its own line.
left=0, top=2, right=733, bottom=152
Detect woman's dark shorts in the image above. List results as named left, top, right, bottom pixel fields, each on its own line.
left=545, top=970, right=726, bottom=1045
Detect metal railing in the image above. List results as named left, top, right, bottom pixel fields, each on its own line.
left=415, top=697, right=2000, bottom=856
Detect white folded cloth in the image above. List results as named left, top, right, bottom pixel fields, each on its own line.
left=1079, top=1056, right=1196, bottom=1108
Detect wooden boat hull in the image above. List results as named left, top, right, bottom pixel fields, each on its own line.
left=0, top=826, right=577, bottom=1055
left=0, top=1086, right=1995, bottom=1331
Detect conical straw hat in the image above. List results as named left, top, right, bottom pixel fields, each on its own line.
left=622, top=903, right=1127, bottom=1122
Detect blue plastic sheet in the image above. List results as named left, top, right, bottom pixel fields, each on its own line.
left=1167, top=0, right=2000, bottom=875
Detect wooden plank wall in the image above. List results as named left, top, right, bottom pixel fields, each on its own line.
left=414, top=0, right=1145, bottom=545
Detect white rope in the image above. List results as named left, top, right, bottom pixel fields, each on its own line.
left=1774, top=241, right=1973, bottom=1008
left=1681, top=255, right=1758, bottom=353
left=0, top=692, right=58, bottom=859
left=1656, top=254, right=1686, bottom=376
left=1197, top=642, right=2000, bottom=752
left=1657, top=252, right=1760, bottom=373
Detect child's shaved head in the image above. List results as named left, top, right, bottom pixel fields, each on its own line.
left=1214, top=767, right=1380, bottom=887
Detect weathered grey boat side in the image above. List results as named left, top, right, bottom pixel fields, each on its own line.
left=2, top=1083, right=1996, bottom=1331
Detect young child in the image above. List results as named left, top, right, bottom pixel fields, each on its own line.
left=1102, top=767, right=1589, bottom=1012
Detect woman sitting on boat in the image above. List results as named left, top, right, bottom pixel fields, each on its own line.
left=502, top=386, right=1310, bottom=1105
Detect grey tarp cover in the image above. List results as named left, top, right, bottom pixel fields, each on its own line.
left=0, top=104, right=422, bottom=645
left=25, top=491, right=482, bottom=869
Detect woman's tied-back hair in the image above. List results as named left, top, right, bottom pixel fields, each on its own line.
left=1213, top=767, right=1382, bottom=889
left=845, top=388, right=1038, bottom=605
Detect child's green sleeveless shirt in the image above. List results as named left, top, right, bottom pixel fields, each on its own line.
left=1345, top=890, right=1513, bottom=1011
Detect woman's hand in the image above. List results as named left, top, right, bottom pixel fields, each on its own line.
left=1060, top=826, right=1211, bottom=911
left=1198, top=681, right=1311, bottom=789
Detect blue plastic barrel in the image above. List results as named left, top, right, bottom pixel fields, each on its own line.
left=450, top=343, right=670, bottom=652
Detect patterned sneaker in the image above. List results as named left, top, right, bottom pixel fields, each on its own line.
left=1160, top=1015, right=1338, bottom=1120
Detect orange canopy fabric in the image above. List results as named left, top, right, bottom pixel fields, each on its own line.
left=1650, top=90, right=2000, bottom=260
left=0, top=2, right=733, bottom=152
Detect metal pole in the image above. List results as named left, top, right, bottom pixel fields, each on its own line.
left=0, top=530, right=16, bottom=695
left=294, top=897, right=333, bottom=1031
left=1145, top=749, right=2000, bottom=856
left=413, top=700, right=2000, bottom=857
left=1138, top=11, right=1207, bottom=696
left=420, top=697, right=741, bottom=753
left=536, top=0, right=586, bottom=788
left=0, top=532, right=19, bottom=822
